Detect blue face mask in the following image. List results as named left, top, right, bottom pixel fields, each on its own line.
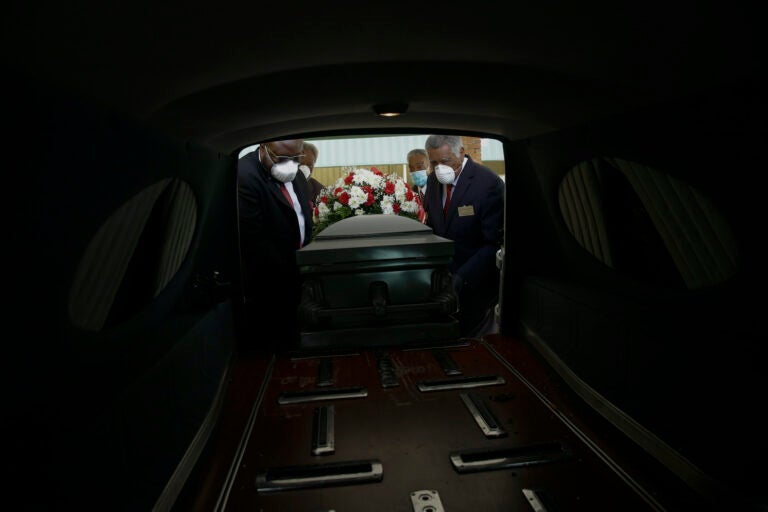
left=411, top=170, right=428, bottom=187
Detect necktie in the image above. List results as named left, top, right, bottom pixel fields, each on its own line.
left=443, top=184, right=453, bottom=217
left=280, top=183, right=302, bottom=248
left=279, top=182, right=294, bottom=208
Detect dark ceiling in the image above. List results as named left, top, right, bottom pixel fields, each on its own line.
left=5, top=2, right=764, bottom=154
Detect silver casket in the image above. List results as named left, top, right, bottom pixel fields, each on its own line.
left=296, top=215, right=459, bottom=349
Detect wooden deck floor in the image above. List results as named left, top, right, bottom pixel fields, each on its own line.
left=172, top=334, right=710, bottom=511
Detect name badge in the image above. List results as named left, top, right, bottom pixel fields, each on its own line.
left=458, top=205, right=475, bottom=217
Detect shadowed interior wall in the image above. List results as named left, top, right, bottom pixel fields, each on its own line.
left=8, top=77, right=239, bottom=510
left=506, top=80, right=766, bottom=507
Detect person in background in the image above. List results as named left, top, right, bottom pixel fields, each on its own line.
left=407, top=148, right=430, bottom=223
left=299, top=142, right=324, bottom=208
left=407, top=148, right=431, bottom=203
left=423, top=134, right=504, bottom=338
left=237, top=139, right=313, bottom=349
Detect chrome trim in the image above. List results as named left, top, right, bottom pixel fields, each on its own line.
left=311, top=405, right=335, bottom=455
left=460, top=392, right=506, bottom=438
left=215, top=354, right=276, bottom=511
left=522, top=488, right=548, bottom=512
left=432, top=348, right=462, bottom=376
left=278, top=386, right=368, bottom=405
left=402, top=339, right=470, bottom=351
left=449, top=442, right=568, bottom=473
left=158, top=361, right=232, bottom=512
left=483, top=337, right=668, bottom=511
left=255, top=459, right=383, bottom=493
left=417, top=375, right=505, bottom=392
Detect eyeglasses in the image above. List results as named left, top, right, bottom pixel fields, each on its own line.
left=264, top=144, right=305, bottom=164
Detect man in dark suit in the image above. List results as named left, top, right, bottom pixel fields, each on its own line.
left=424, top=135, right=504, bottom=337
left=238, top=139, right=313, bottom=348
left=299, top=142, right=324, bottom=207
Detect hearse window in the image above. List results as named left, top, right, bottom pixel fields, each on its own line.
left=558, top=157, right=737, bottom=289
left=69, top=178, right=197, bottom=331
left=239, top=135, right=505, bottom=186
left=237, top=134, right=506, bottom=341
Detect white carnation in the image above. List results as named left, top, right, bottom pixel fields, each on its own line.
left=400, top=199, right=419, bottom=214
left=348, top=186, right=368, bottom=209
left=380, top=195, right=395, bottom=215
left=352, top=169, right=374, bottom=185
left=394, top=180, right=408, bottom=201
left=317, top=202, right=330, bottom=220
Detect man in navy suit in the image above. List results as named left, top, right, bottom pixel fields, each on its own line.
left=238, top=139, right=313, bottom=348
left=424, top=135, right=504, bottom=337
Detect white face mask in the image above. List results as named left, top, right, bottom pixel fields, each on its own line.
left=299, top=164, right=311, bottom=179
left=435, top=164, right=455, bottom=185
left=271, top=160, right=299, bottom=183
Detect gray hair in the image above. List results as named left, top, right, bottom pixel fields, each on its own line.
left=425, top=135, right=462, bottom=158
left=303, top=141, right=319, bottom=158
left=407, top=148, right=428, bottom=160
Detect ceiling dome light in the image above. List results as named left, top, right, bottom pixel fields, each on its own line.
left=372, top=102, right=408, bottom=117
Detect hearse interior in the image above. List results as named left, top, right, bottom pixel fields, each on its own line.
left=6, top=3, right=766, bottom=511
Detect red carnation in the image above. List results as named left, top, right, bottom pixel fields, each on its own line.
left=339, top=191, right=350, bottom=205
left=344, top=173, right=355, bottom=185
left=321, top=196, right=328, bottom=204
left=384, top=182, right=395, bottom=195
left=334, top=187, right=343, bottom=196
left=365, top=192, right=375, bottom=206
left=362, top=185, right=373, bottom=194
left=405, top=189, right=414, bottom=201
left=393, top=203, right=400, bottom=214
left=371, top=167, right=383, bottom=176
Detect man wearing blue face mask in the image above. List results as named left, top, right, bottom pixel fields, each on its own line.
left=238, top=139, right=313, bottom=349
left=407, top=148, right=431, bottom=203
left=423, top=135, right=504, bottom=338
left=407, top=148, right=430, bottom=223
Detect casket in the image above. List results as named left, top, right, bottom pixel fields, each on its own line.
left=296, top=215, right=459, bottom=349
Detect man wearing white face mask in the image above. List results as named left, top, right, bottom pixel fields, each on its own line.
left=423, top=134, right=504, bottom=338
left=238, top=139, right=313, bottom=349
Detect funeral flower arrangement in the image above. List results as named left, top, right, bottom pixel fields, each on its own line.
left=312, top=167, right=424, bottom=238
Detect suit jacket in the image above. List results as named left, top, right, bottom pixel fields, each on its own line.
left=307, top=177, right=324, bottom=206
left=237, top=151, right=313, bottom=345
left=411, top=183, right=426, bottom=203
left=424, top=156, right=504, bottom=332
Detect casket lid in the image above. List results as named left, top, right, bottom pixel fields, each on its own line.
left=316, top=214, right=430, bottom=239
left=298, top=214, right=453, bottom=267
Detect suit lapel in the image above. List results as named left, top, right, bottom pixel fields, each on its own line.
left=445, top=160, right=474, bottom=227
left=426, top=175, right=445, bottom=233
left=291, top=174, right=314, bottom=245
left=271, top=181, right=290, bottom=208
left=257, top=157, right=292, bottom=209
